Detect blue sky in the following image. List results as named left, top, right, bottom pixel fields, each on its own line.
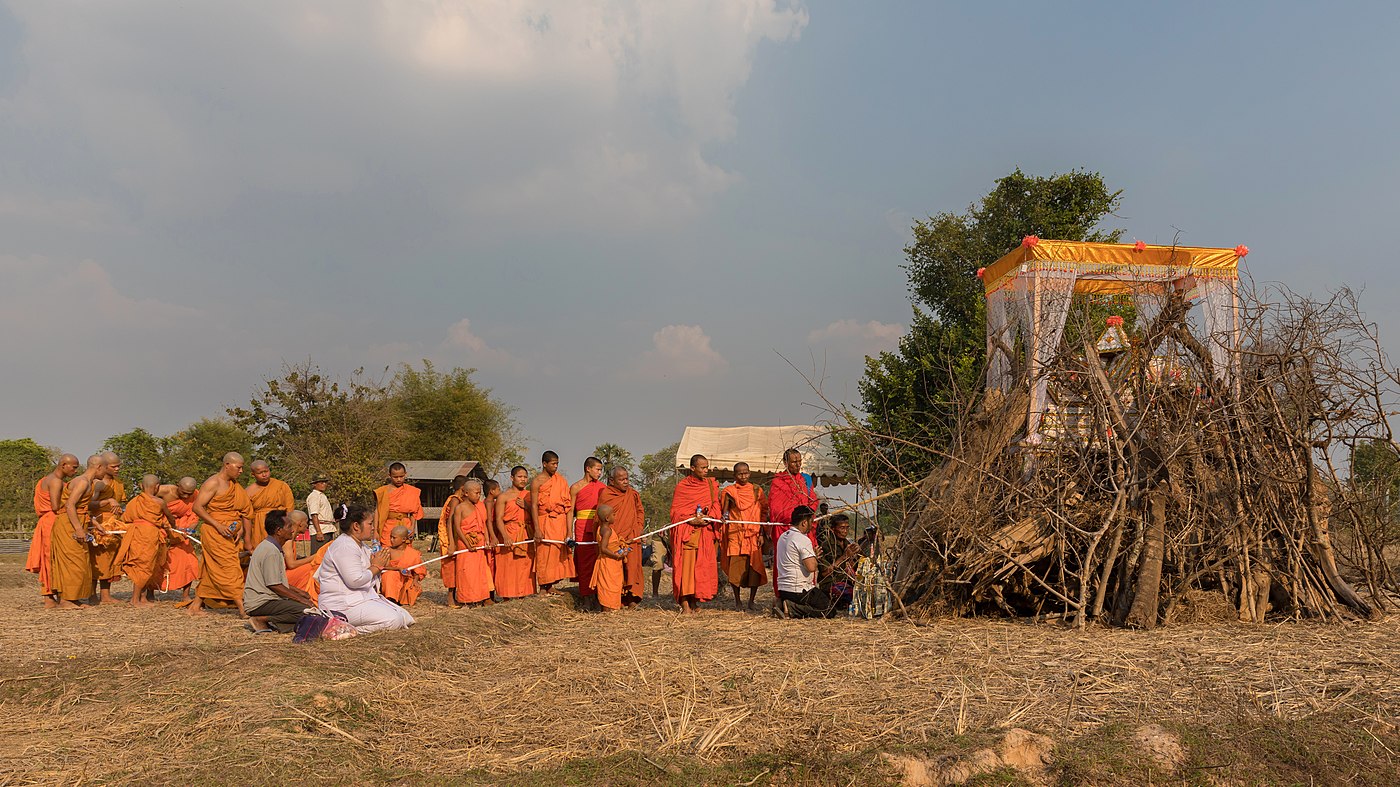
left=2, top=1, right=1397, bottom=477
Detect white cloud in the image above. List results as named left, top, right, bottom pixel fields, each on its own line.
left=807, top=319, right=905, bottom=355
left=442, top=317, right=528, bottom=373
left=636, top=324, right=728, bottom=379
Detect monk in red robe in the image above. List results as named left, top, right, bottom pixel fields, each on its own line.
left=453, top=480, right=493, bottom=605
left=117, top=475, right=175, bottom=605
left=721, top=462, right=769, bottom=611
left=245, top=459, right=295, bottom=555
left=28, top=454, right=79, bottom=608
left=530, top=451, right=573, bottom=592
left=597, top=466, right=645, bottom=606
left=494, top=465, right=535, bottom=600
left=590, top=503, right=632, bottom=611
left=768, top=448, right=820, bottom=594
left=571, top=457, right=606, bottom=606
left=375, top=462, right=423, bottom=548
left=437, top=475, right=468, bottom=607
left=90, top=452, right=127, bottom=604
left=50, top=455, right=104, bottom=607
left=381, top=524, right=427, bottom=606
left=670, top=454, right=722, bottom=613
left=157, top=477, right=202, bottom=599
left=184, top=452, right=252, bottom=616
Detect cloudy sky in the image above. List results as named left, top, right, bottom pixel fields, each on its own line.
left=3, top=1, right=1398, bottom=473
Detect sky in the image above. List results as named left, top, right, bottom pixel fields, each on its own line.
left=3, top=1, right=1399, bottom=476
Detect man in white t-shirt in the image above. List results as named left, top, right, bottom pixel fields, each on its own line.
left=306, top=476, right=336, bottom=548
left=774, top=505, right=836, bottom=618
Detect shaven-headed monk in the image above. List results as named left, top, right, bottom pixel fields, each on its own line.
left=381, top=524, right=427, bottom=606
left=286, top=518, right=332, bottom=598
left=591, top=503, right=633, bottom=611
left=28, top=454, right=79, bottom=607
left=670, top=454, right=722, bottom=613
left=494, top=465, right=535, bottom=600
left=50, top=455, right=104, bottom=608
left=531, top=451, right=573, bottom=592
left=184, top=452, right=252, bottom=616
left=768, top=447, right=821, bottom=595
left=721, top=462, right=769, bottom=611
left=280, top=510, right=314, bottom=575
left=117, top=474, right=175, bottom=605
left=375, top=462, right=423, bottom=548
left=90, top=451, right=127, bottom=603
left=452, top=480, right=494, bottom=605
left=571, top=457, right=606, bottom=606
left=597, top=466, right=646, bottom=607
left=157, top=477, right=202, bottom=599
left=437, top=475, right=469, bottom=607
left=245, top=459, right=295, bottom=555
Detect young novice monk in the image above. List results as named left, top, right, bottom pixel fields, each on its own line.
left=381, top=524, right=426, bottom=606
left=590, top=503, right=632, bottom=612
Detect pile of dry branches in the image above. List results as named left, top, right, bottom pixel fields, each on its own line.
left=887, top=286, right=1400, bottom=627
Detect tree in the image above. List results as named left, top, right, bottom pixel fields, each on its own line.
left=592, top=443, right=634, bottom=475
left=162, top=418, right=256, bottom=483
left=101, top=428, right=166, bottom=489
left=391, top=361, right=523, bottom=474
left=845, top=169, right=1122, bottom=488
left=0, top=438, right=55, bottom=527
left=635, top=441, right=680, bottom=529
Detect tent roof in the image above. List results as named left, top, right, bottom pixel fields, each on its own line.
left=674, top=425, right=851, bottom=486
left=983, top=240, right=1244, bottom=296
left=391, top=460, right=484, bottom=481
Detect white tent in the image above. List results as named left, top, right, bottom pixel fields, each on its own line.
left=674, top=425, right=851, bottom=486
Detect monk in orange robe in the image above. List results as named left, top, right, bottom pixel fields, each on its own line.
left=381, top=524, right=427, bottom=606
left=245, top=459, right=295, bottom=555
left=279, top=510, right=316, bottom=580
left=117, top=475, right=174, bottom=605
left=590, top=503, right=632, bottom=611
left=530, top=450, right=573, bottom=591
left=597, top=466, right=646, bottom=606
left=157, top=477, right=202, bottom=598
left=27, top=453, right=79, bottom=607
left=670, top=454, right=722, bottom=613
left=437, top=476, right=469, bottom=606
left=494, top=465, right=535, bottom=600
left=50, top=455, right=104, bottom=607
left=453, top=480, right=494, bottom=605
left=571, top=457, right=606, bottom=605
left=375, top=462, right=423, bottom=548
left=90, top=452, right=127, bottom=603
left=288, top=541, right=332, bottom=601
left=721, top=462, right=769, bottom=611
left=184, top=452, right=252, bottom=616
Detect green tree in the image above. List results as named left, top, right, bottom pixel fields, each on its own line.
left=635, top=441, right=680, bottom=528
left=101, top=428, right=167, bottom=489
left=846, top=169, right=1122, bottom=488
left=391, top=361, right=523, bottom=474
left=592, top=442, right=634, bottom=475
left=0, top=438, right=56, bottom=528
left=161, top=418, right=256, bottom=483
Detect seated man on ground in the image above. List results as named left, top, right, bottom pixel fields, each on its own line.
left=775, top=506, right=838, bottom=619
left=816, top=513, right=860, bottom=611
left=244, top=510, right=315, bottom=633
left=380, top=524, right=426, bottom=606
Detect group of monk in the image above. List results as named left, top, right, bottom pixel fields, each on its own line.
left=23, top=444, right=829, bottom=620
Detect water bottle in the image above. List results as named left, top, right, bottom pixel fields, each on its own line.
left=367, top=539, right=382, bottom=555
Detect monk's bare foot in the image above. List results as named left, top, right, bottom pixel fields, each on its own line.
left=483, top=599, right=495, bottom=606
left=185, top=602, right=207, bottom=616
left=43, top=596, right=58, bottom=609
left=55, top=599, right=83, bottom=610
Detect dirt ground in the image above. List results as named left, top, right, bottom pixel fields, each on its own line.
left=2, top=552, right=1398, bottom=786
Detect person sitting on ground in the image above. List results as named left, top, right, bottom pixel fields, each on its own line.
left=774, top=506, right=837, bottom=619
left=380, top=524, right=426, bottom=607
left=816, top=513, right=859, bottom=611
left=244, top=510, right=315, bottom=634
left=646, top=533, right=669, bottom=598
left=316, top=504, right=415, bottom=634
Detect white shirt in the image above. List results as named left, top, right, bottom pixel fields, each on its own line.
left=315, top=534, right=382, bottom=610
left=306, top=489, right=335, bottom=534
left=776, top=529, right=817, bottom=593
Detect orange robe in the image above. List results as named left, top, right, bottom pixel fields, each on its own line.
left=381, top=545, right=427, bottom=606
left=533, top=473, right=574, bottom=585
left=162, top=497, right=201, bottom=591
left=25, top=479, right=57, bottom=595
left=597, top=485, right=645, bottom=600
left=194, top=482, right=252, bottom=605
left=116, top=493, right=169, bottom=592
left=591, top=527, right=625, bottom=610
left=494, top=490, right=534, bottom=599
left=670, top=476, right=722, bottom=604
left=437, top=491, right=464, bottom=591
left=721, top=484, right=767, bottom=588
left=246, top=478, right=295, bottom=555
left=91, top=478, right=126, bottom=583
left=50, top=479, right=96, bottom=602
left=375, top=483, right=424, bottom=548
left=454, top=500, right=493, bottom=604
left=288, top=542, right=331, bottom=600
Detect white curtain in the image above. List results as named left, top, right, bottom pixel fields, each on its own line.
left=1197, top=278, right=1239, bottom=381
left=1024, top=268, right=1077, bottom=443
left=1133, top=287, right=1164, bottom=334
left=985, top=288, right=1013, bottom=393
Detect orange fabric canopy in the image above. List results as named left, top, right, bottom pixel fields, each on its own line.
left=982, top=241, right=1243, bottom=296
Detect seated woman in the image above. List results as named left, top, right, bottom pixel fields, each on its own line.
left=315, top=504, right=415, bottom=634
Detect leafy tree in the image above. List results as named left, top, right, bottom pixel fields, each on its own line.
left=101, top=428, right=167, bottom=489
left=635, top=441, right=680, bottom=528
left=0, top=438, right=56, bottom=527
left=845, top=169, right=1122, bottom=488
left=162, top=418, right=256, bottom=483
left=592, top=443, right=634, bottom=475
left=391, top=361, right=523, bottom=474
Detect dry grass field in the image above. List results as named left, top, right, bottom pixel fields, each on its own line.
left=1, top=552, right=1398, bottom=786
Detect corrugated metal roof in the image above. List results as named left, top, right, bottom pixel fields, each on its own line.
left=393, top=460, right=481, bottom=481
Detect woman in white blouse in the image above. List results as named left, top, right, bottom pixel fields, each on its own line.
left=315, top=504, right=415, bottom=633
